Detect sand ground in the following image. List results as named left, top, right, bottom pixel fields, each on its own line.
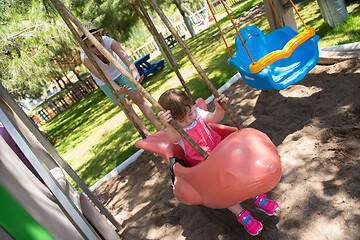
left=93, top=58, right=360, bottom=240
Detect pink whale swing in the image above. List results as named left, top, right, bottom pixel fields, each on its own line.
left=135, top=96, right=281, bottom=209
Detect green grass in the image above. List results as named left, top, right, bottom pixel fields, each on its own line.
left=294, top=1, right=360, bottom=47
left=41, top=1, right=360, bottom=188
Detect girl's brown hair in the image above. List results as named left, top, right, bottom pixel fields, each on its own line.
left=158, top=88, right=193, bottom=120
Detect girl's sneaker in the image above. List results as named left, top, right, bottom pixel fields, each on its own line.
left=237, top=210, right=263, bottom=236
left=253, top=194, right=279, bottom=216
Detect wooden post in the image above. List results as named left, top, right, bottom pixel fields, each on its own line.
left=51, top=0, right=208, bottom=159
left=263, top=0, right=297, bottom=31
left=134, top=0, right=194, bottom=101
left=147, top=0, right=242, bottom=130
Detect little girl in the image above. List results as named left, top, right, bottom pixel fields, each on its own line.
left=158, top=88, right=279, bottom=236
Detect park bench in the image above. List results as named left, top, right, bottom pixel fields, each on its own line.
left=164, top=34, right=186, bottom=48
left=134, top=54, right=164, bottom=79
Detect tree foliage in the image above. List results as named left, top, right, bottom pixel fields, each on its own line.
left=0, top=0, right=196, bottom=100
left=68, top=0, right=178, bottom=48
left=0, top=0, right=79, bottom=100
left=182, top=0, right=205, bottom=12
left=69, top=0, right=143, bottom=43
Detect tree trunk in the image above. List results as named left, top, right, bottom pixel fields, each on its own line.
left=173, top=0, right=196, bottom=37
left=173, top=0, right=186, bottom=17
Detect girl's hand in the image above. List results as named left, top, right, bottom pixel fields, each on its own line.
left=158, top=110, right=172, bottom=127
left=214, top=93, right=228, bottom=108
left=115, top=85, right=132, bottom=95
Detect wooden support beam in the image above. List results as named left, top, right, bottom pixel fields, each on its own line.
left=147, top=0, right=242, bottom=130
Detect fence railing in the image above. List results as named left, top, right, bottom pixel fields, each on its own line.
left=30, top=78, right=98, bottom=126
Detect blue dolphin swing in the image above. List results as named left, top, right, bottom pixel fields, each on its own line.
left=208, top=0, right=319, bottom=90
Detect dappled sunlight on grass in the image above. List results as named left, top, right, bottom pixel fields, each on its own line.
left=67, top=120, right=143, bottom=187
left=42, top=90, right=120, bottom=155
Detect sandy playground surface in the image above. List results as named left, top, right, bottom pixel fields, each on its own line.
left=93, top=58, right=360, bottom=240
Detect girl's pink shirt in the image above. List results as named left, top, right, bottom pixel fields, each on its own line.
left=179, top=108, right=221, bottom=167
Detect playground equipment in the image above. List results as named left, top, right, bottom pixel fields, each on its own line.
left=228, top=25, right=319, bottom=90
left=1, top=0, right=283, bottom=237
left=50, top=0, right=281, bottom=211
left=133, top=54, right=165, bottom=78
left=135, top=98, right=281, bottom=209
left=135, top=0, right=281, bottom=208
left=0, top=83, right=121, bottom=239
left=208, top=0, right=319, bottom=90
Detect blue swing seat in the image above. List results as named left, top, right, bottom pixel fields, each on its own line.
left=228, top=26, right=319, bottom=90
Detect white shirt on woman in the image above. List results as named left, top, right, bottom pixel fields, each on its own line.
left=80, top=36, right=127, bottom=86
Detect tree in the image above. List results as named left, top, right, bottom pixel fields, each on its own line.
left=69, top=0, right=143, bottom=43
left=0, top=0, right=79, bottom=100
left=0, top=0, right=194, bottom=101
left=68, top=0, right=178, bottom=48
left=172, top=0, right=196, bottom=37
left=182, top=0, right=205, bottom=12
left=0, top=0, right=164, bottom=100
